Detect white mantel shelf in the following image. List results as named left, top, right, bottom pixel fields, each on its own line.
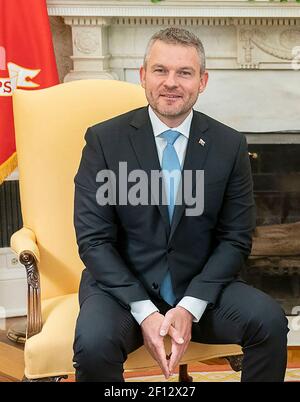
left=47, top=0, right=300, bottom=18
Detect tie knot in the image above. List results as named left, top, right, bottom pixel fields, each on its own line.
left=160, top=130, right=181, bottom=145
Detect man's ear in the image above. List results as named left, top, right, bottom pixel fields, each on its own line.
left=140, top=66, right=146, bottom=89
left=199, top=71, right=209, bottom=94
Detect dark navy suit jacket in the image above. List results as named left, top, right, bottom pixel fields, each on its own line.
left=74, top=107, right=256, bottom=310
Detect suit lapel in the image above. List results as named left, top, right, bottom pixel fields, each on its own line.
left=128, top=108, right=212, bottom=242
left=129, top=107, right=171, bottom=236
left=168, top=111, right=211, bottom=243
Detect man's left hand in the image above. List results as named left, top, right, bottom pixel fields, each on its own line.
left=159, top=306, right=193, bottom=375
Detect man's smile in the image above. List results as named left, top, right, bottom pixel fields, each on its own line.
left=160, top=94, right=182, bottom=99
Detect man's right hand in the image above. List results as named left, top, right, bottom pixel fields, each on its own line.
left=141, top=311, right=170, bottom=378
left=140, top=311, right=183, bottom=379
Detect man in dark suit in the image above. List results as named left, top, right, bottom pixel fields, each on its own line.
left=73, top=27, right=288, bottom=382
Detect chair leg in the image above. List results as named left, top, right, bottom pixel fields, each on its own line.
left=225, top=354, right=243, bottom=372
left=22, top=375, right=68, bottom=382
left=178, top=364, right=193, bottom=382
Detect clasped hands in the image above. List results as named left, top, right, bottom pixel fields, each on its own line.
left=141, top=306, right=193, bottom=379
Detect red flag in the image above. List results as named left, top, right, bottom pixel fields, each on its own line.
left=0, top=0, right=59, bottom=183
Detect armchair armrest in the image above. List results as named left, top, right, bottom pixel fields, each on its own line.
left=10, top=227, right=40, bottom=263
left=10, top=227, right=42, bottom=338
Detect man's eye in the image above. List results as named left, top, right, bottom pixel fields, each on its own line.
left=180, top=71, right=191, bottom=76
left=154, top=69, right=164, bottom=73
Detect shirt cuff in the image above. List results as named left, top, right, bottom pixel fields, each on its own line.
left=177, top=296, right=208, bottom=323
left=130, top=300, right=159, bottom=325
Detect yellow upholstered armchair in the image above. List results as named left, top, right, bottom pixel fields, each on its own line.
left=10, top=80, right=242, bottom=382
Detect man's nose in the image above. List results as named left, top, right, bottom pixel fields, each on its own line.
left=163, top=72, right=178, bottom=88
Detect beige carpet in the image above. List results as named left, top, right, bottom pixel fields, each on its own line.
left=125, top=367, right=300, bottom=382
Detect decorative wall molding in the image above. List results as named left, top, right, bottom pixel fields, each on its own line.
left=48, top=0, right=300, bottom=81
left=111, top=16, right=300, bottom=27
left=63, top=16, right=118, bottom=81
left=237, top=26, right=300, bottom=68
left=64, top=16, right=112, bottom=26
left=50, top=16, right=73, bottom=83
left=47, top=0, right=300, bottom=131
left=47, top=1, right=300, bottom=19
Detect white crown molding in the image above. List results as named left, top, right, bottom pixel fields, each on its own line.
left=47, top=1, right=300, bottom=19
left=112, top=17, right=300, bottom=26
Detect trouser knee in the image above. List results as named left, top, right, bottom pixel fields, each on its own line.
left=73, top=333, right=125, bottom=381
left=244, top=301, right=289, bottom=348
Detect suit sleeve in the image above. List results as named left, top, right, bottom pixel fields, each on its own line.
left=184, top=134, right=256, bottom=306
left=74, top=127, right=150, bottom=308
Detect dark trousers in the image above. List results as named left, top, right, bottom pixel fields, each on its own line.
left=73, top=280, right=289, bottom=382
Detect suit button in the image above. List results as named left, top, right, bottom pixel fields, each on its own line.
left=152, top=282, right=159, bottom=290
left=167, top=247, right=174, bottom=254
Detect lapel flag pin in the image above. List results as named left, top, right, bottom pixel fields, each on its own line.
left=199, top=138, right=206, bottom=146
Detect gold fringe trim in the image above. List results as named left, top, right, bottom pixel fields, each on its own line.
left=0, top=152, right=18, bottom=185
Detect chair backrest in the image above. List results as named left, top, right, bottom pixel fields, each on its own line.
left=13, top=80, right=147, bottom=300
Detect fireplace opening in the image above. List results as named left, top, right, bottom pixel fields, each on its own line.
left=242, top=143, right=300, bottom=315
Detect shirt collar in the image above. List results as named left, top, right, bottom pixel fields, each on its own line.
left=148, top=105, right=193, bottom=139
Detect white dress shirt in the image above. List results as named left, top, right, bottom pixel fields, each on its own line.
left=130, top=106, right=208, bottom=325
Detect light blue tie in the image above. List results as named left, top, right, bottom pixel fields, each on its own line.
left=159, top=129, right=181, bottom=305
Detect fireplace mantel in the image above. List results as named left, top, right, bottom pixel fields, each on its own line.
left=47, top=1, right=300, bottom=18
left=47, top=0, right=300, bottom=133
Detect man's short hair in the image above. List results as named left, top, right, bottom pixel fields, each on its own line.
left=143, top=27, right=206, bottom=74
